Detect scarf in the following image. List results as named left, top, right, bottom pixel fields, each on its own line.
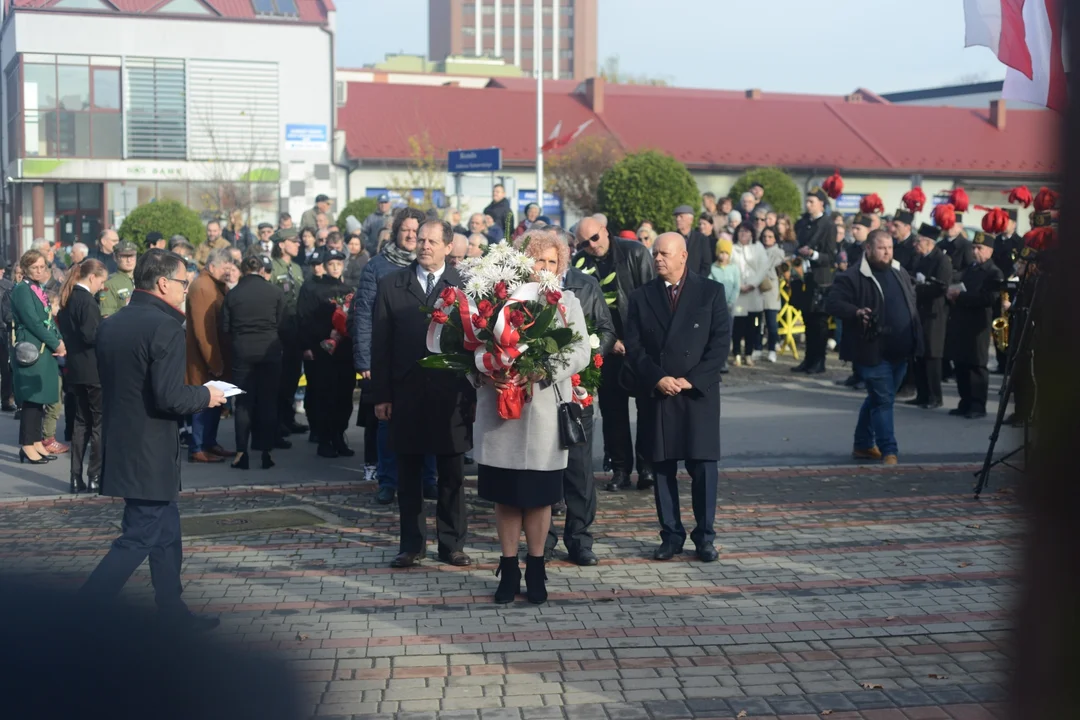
left=27, top=280, right=49, bottom=309
left=381, top=241, right=416, bottom=268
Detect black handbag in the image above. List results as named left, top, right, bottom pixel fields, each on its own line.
left=553, top=383, right=586, bottom=448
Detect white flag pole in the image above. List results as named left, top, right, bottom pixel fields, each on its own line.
left=535, top=2, right=544, bottom=213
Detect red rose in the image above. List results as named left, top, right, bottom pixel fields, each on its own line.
left=571, top=373, right=581, bottom=387
left=439, top=287, right=457, bottom=306
left=509, top=309, right=525, bottom=327
left=581, top=394, right=593, bottom=408
left=344, top=293, right=355, bottom=307
left=472, top=315, right=489, bottom=330
left=477, top=299, right=495, bottom=318
left=494, top=281, right=509, bottom=300
left=545, top=290, right=562, bottom=305
left=593, top=354, right=603, bottom=369
left=432, top=310, right=449, bottom=325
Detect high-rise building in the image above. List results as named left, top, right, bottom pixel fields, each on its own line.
left=428, top=0, right=598, bottom=81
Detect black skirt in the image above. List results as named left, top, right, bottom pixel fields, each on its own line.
left=478, top=464, right=562, bottom=509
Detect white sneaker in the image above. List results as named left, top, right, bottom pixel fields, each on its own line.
left=767, top=351, right=777, bottom=363
left=363, top=465, right=377, bottom=482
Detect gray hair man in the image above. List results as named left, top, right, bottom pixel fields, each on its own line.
left=70, top=242, right=89, bottom=264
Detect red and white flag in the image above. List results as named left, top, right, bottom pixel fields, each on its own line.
left=541, top=119, right=595, bottom=152
left=964, top=0, right=1067, bottom=112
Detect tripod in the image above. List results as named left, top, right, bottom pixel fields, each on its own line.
left=973, top=269, right=1041, bottom=499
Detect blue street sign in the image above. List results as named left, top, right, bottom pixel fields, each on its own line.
left=448, top=148, right=502, bottom=173
left=365, top=187, right=447, bottom=208
left=835, top=193, right=864, bottom=211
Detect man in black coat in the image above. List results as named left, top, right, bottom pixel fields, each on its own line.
left=991, top=209, right=1023, bottom=373
left=573, top=216, right=656, bottom=492
left=372, top=219, right=474, bottom=569
left=483, top=184, right=515, bottom=238
left=673, top=205, right=714, bottom=277
left=945, top=231, right=1004, bottom=419
left=793, top=187, right=838, bottom=374
left=825, top=231, right=923, bottom=465
left=545, top=228, right=617, bottom=567
left=890, top=208, right=920, bottom=276
left=624, top=233, right=730, bottom=563
left=81, top=250, right=226, bottom=631
left=939, top=218, right=975, bottom=281
left=88, top=228, right=119, bottom=275
left=907, top=225, right=952, bottom=409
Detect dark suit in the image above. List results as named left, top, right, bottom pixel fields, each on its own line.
left=371, top=263, right=473, bottom=556
left=682, top=229, right=714, bottom=277
left=946, top=259, right=1003, bottom=414
left=223, top=274, right=285, bottom=453
left=940, top=233, right=975, bottom=281
left=57, top=285, right=104, bottom=484
left=794, top=213, right=837, bottom=370
left=296, top=275, right=355, bottom=449
left=82, top=291, right=211, bottom=617
left=624, top=272, right=730, bottom=549
left=894, top=233, right=919, bottom=276
left=912, top=248, right=952, bottom=405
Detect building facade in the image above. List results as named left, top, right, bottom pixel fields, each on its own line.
left=428, top=0, right=597, bottom=80
left=0, top=0, right=336, bottom=259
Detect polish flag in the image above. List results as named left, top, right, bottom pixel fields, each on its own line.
left=965, top=0, right=1067, bottom=112
left=540, top=121, right=562, bottom=152
left=541, top=119, right=595, bottom=152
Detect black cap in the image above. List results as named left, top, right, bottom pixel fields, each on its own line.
left=917, top=223, right=941, bottom=242
left=954, top=212, right=964, bottom=224
left=322, top=249, right=347, bottom=264
left=853, top=213, right=873, bottom=228
left=1005, top=208, right=1018, bottom=222
left=315, top=194, right=330, bottom=204
left=894, top=210, right=915, bottom=225
left=257, top=222, right=273, bottom=231
left=808, top=187, right=829, bottom=204
left=972, top=231, right=995, bottom=248
left=145, top=231, right=164, bottom=245
left=673, top=204, right=694, bottom=216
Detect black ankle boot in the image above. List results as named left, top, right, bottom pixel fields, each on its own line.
left=493, top=556, right=521, bottom=604
left=524, top=554, right=547, bottom=605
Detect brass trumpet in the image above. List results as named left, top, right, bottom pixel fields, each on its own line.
left=992, top=290, right=1010, bottom=352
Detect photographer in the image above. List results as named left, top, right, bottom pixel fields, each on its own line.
left=826, top=230, right=923, bottom=465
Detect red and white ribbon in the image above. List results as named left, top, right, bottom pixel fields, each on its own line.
left=426, top=288, right=483, bottom=354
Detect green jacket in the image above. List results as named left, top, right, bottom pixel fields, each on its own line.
left=271, top=256, right=304, bottom=340
left=99, top=272, right=134, bottom=317
left=9, top=281, right=62, bottom=405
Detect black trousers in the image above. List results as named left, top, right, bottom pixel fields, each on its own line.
left=71, top=384, right=103, bottom=481
left=233, top=358, right=281, bottom=453
left=654, top=459, right=718, bottom=549
left=278, top=342, right=304, bottom=431
left=307, top=355, right=354, bottom=440
left=803, top=312, right=829, bottom=368
left=954, top=362, right=989, bottom=413
left=18, top=402, right=44, bottom=446
left=598, top=354, right=650, bottom=475
left=546, top=407, right=596, bottom=555
left=397, top=452, right=466, bottom=555
left=912, top=356, right=943, bottom=405
left=80, top=499, right=186, bottom=615
left=0, top=335, right=11, bottom=404
left=732, top=314, right=761, bottom=357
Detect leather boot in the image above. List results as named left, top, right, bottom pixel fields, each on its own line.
left=524, top=554, right=548, bottom=605
left=494, top=556, right=521, bottom=604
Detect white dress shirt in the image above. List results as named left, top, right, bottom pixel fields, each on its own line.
left=417, top=263, right=446, bottom=292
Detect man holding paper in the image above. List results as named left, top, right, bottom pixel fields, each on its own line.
left=81, top=249, right=227, bottom=632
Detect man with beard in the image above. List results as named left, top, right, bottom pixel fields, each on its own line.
left=793, top=187, right=837, bottom=374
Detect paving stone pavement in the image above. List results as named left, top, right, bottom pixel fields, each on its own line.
left=0, top=465, right=1021, bottom=720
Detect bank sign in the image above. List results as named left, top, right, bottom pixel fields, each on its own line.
left=285, top=124, right=329, bottom=151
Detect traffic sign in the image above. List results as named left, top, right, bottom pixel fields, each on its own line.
left=448, top=148, right=502, bottom=173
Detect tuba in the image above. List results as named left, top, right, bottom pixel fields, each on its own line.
left=992, top=290, right=1010, bottom=352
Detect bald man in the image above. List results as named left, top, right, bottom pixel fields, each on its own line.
left=623, top=233, right=730, bottom=563
left=573, top=216, right=656, bottom=492
left=449, top=233, right=468, bottom=267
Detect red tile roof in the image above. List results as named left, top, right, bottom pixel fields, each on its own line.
left=338, top=81, right=1061, bottom=178
left=5, top=0, right=332, bottom=22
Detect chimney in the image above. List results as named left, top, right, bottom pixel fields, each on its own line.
left=746, top=88, right=762, bottom=100
left=586, top=76, right=605, bottom=114
left=845, top=92, right=863, bottom=103
left=990, top=99, right=1007, bottom=130
left=373, top=71, right=388, bottom=84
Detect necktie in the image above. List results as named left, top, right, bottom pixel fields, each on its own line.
left=668, top=284, right=678, bottom=307
left=425, top=272, right=435, bottom=295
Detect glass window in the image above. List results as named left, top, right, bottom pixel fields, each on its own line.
left=91, top=113, right=122, bottom=158
left=126, top=58, right=186, bottom=159
left=5, top=66, right=18, bottom=120
left=56, top=183, right=79, bottom=211
left=23, top=110, right=55, bottom=157
left=23, top=64, right=57, bottom=110
left=58, top=110, right=91, bottom=156
left=158, top=183, right=188, bottom=204
left=92, top=68, right=120, bottom=109
left=58, top=65, right=90, bottom=111
left=78, top=183, right=102, bottom=209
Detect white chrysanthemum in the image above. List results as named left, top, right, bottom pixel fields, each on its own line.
left=589, top=333, right=600, bottom=349
left=464, top=276, right=488, bottom=299
left=535, top=270, right=561, bottom=293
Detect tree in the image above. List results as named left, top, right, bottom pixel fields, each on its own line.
left=337, top=197, right=379, bottom=233
left=728, top=167, right=802, bottom=218
left=597, top=150, right=699, bottom=234
left=388, top=132, right=445, bottom=211
left=118, top=200, right=207, bottom=250
left=546, top=136, right=624, bottom=217
left=600, top=55, right=670, bottom=87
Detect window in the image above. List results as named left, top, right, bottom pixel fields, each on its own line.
left=126, top=58, right=186, bottom=160
left=14, top=56, right=121, bottom=159
left=482, top=2, right=494, bottom=14
left=251, top=0, right=297, bottom=16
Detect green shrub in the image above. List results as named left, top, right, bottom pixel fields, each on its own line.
left=118, top=200, right=206, bottom=251
left=727, top=167, right=802, bottom=218
left=337, top=197, right=379, bottom=231
left=597, top=150, right=699, bottom=234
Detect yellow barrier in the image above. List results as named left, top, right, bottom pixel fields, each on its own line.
left=298, top=373, right=363, bottom=388
left=777, top=279, right=805, bottom=360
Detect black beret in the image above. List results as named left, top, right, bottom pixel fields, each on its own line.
left=145, top=231, right=164, bottom=244
left=808, top=187, right=829, bottom=204
left=972, top=231, right=995, bottom=248
left=917, top=224, right=941, bottom=242
left=894, top=210, right=915, bottom=225
left=1005, top=208, right=1018, bottom=222
left=853, top=213, right=873, bottom=228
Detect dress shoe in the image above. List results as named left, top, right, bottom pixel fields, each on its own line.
left=70, top=476, right=87, bottom=493
left=605, top=471, right=632, bottom=492
left=261, top=452, right=275, bottom=470
left=19, top=449, right=49, bottom=465
left=208, top=445, right=233, bottom=457
left=438, top=550, right=472, bottom=566
left=161, top=612, right=220, bottom=633
left=189, top=451, right=225, bottom=464
left=569, top=548, right=599, bottom=566
left=719, top=364, right=729, bottom=374
left=883, top=454, right=899, bottom=465
left=375, top=486, right=396, bottom=505
left=920, top=401, right=944, bottom=410
left=316, top=442, right=338, bottom=459
left=230, top=453, right=249, bottom=470
left=12, top=409, right=21, bottom=420
left=903, top=397, right=928, bottom=406
left=287, top=420, right=309, bottom=434
left=895, top=388, right=917, bottom=402
left=965, top=410, right=988, bottom=420
left=552, top=500, right=566, bottom=516
left=422, top=484, right=438, bottom=501
left=524, top=554, right=547, bottom=604
left=494, top=556, right=521, bottom=604
left=948, top=408, right=969, bottom=417
left=273, top=438, right=293, bottom=450
left=791, top=362, right=810, bottom=373
left=43, top=437, right=69, bottom=455
left=87, top=477, right=100, bottom=493
left=653, top=541, right=683, bottom=561
left=697, top=543, right=719, bottom=563
left=852, top=446, right=883, bottom=461
left=308, top=431, right=320, bottom=444
left=636, top=470, right=656, bottom=491
left=333, top=435, right=356, bottom=457
left=805, top=364, right=827, bottom=375
left=391, top=551, right=424, bottom=568
left=1, top=403, right=16, bottom=412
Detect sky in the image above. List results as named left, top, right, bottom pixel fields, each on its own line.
left=335, top=0, right=1008, bottom=95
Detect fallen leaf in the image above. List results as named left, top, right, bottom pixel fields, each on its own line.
left=958, top=562, right=971, bottom=568
left=966, top=523, right=982, bottom=529
left=886, top=616, right=897, bottom=621
left=861, top=682, right=884, bottom=690
left=928, top=673, right=949, bottom=679
left=295, top=633, right=309, bottom=641
left=737, top=712, right=748, bottom=718
left=821, top=712, right=834, bottom=717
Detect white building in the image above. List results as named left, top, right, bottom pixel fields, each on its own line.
left=0, top=0, right=336, bottom=258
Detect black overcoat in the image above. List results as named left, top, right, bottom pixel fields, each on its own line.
left=56, top=285, right=102, bottom=386
left=794, top=212, right=837, bottom=290
left=945, top=259, right=1003, bottom=366
left=222, top=274, right=285, bottom=364
left=96, top=292, right=210, bottom=501
left=371, top=263, right=474, bottom=456
left=894, top=233, right=919, bottom=276
left=624, top=272, right=730, bottom=463
left=941, top=234, right=975, bottom=280
left=913, top=247, right=952, bottom=358
left=682, top=229, right=715, bottom=278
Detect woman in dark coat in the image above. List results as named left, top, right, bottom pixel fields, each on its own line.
left=222, top=255, right=285, bottom=470
left=296, top=249, right=355, bottom=459
left=55, top=259, right=109, bottom=492
left=10, top=250, right=66, bottom=465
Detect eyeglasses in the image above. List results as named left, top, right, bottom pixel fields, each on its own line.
left=165, top=277, right=190, bottom=291
left=754, top=218, right=766, bottom=223
left=582, top=232, right=602, bottom=244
